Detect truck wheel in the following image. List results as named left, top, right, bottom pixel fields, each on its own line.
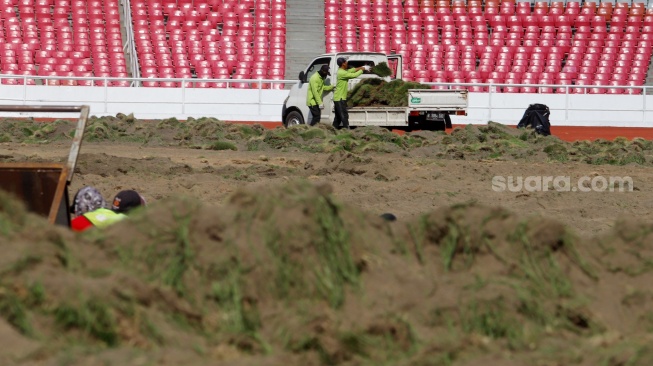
left=284, top=111, right=304, bottom=128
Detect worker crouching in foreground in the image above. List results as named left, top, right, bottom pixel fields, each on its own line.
left=71, top=189, right=146, bottom=232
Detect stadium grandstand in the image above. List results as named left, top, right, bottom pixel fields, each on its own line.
left=0, top=0, right=650, bottom=94
left=0, top=0, right=286, bottom=88
left=325, top=0, right=653, bottom=94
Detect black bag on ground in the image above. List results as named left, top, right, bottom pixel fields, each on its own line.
left=517, top=103, right=551, bottom=136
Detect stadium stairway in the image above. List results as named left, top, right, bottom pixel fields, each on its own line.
left=647, top=54, right=653, bottom=94
left=286, top=0, right=326, bottom=82
left=117, top=0, right=137, bottom=81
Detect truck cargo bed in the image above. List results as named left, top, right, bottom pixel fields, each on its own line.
left=348, top=107, right=408, bottom=126
left=407, top=89, right=468, bottom=110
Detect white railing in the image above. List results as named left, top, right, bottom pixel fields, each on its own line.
left=422, top=81, right=652, bottom=125
left=0, top=74, right=294, bottom=121
left=0, top=74, right=292, bottom=90
left=0, top=74, right=651, bottom=126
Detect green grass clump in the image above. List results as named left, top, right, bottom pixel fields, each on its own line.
left=157, top=117, right=181, bottom=129
left=618, top=152, right=646, bottom=165
left=631, top=138, right=653, bottom=150
left=186, top=117, right=225, bottom=139
left=0, top=289, right=33, bottom=336
left=54, top=299, right=119, bottom=346
left=347, top=78, right=385, bottom=107
left=263, top=128, right=300, bottom=149
left=237, top=124, right=264, bottom=138
left=85, top=121, right=114, bottom=141
left=544, top=143, right=568, bottom=162
left=209, top=261, right=262, bottom=336
left=299, top=128, right=326, bottom=141
left=246, top=138, right=263, bottom=151
left=207, top=141, right=237, bottom=151
left=312, top=195, right=359, bottom=308
left=460, top=298, right=522, bottom=341
left=370, top=61, right=393, bottom=77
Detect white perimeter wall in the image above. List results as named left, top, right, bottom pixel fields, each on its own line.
left=0, top=85, right=651, bottom=127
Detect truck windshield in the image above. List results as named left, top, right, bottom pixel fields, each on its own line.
left=306, top=57, right=331, bottom=82
left=347, top=60, right=374, bottom=69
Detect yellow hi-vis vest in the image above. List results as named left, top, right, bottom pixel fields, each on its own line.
left=83, top=208, right=127, bottom=228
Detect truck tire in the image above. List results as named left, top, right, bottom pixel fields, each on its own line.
left=284, top=111, right=304, bottom=128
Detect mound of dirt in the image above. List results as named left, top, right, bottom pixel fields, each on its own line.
left=2, top=118, right=652, bottom=169
left=2, top=180, right=653, bottom=365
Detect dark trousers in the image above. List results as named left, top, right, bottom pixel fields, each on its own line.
left=308, top=105, right=321, bottom=126
left=333, top=100, right=349, bottom=129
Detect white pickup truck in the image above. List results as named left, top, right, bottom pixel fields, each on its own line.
left=282, top=52, right=468, bottom=131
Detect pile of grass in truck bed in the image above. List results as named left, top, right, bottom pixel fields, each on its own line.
left=369, top=61, right=392, bottom=77
left=347, top=79, right=431, bottom=108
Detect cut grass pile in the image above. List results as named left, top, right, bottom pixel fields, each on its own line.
left=1, top=180, right=653, bottom=365
left=347, top=78, right=432, bottom=107
left=369, top=61, right=393, bottom=77
left=2, top=117, right=653, bottom=167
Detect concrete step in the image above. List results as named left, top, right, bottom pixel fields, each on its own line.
left=286, top=0, right=326, bottom=80
left=287, top=18, right=327, bottom=22
left=287, top=41, right=327, bottom=49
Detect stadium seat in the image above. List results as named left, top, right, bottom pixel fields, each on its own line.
left=130, top=0, right=287, bottom=87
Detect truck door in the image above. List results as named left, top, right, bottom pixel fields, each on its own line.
left=303, top=57, right=334, bottom=124
left=387, top=54, right=403, bottom=80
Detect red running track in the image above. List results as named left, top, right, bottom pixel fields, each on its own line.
left=530, top=126, right=653, bottom=142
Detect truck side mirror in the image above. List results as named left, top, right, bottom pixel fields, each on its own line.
left=298, top=71, right=306, bottom=83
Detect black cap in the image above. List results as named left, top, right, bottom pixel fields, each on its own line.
left=319, top=65, right=331, bottom=76
left=111, top=190, right=145, bottom=214
left=337, top=57, right=348, bottom=67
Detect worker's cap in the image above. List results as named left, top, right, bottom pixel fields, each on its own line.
left=111, top=190, right=146, bottom=214
left=319, top=65, right=331, bottom=76
left=336, top=57, right=348, bottom=66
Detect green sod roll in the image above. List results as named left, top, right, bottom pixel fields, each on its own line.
left=370, top=62, right=393, bottom=77
left=348, top=79, right=431, bottom=107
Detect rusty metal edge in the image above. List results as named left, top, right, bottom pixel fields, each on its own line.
left=0, top=105, right=88, bottom=184
left=66, top=105, right=89, bottom=183
left=0, top=162, right=66, bottom=169
left=0, top=106, right=86, bottom=113
left=48, top=166, right=69, bottom=224
left=0, top=105, right=89, bottom=227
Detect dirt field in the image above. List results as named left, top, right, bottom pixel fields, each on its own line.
left=1, top=117, right=653, bottom=365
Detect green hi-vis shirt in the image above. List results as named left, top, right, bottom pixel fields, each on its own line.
left=84, top=208, right=127, bottom=228
left=307, top=72, right=334, bottom=106
left=334, top=68, right=363, bottom=101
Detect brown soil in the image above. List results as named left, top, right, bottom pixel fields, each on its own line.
left=1, top=119, right=653, bottom=365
